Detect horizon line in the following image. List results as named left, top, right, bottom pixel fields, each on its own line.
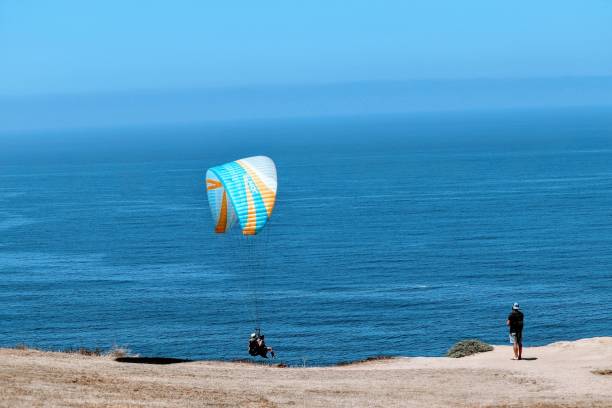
left=3, top=74, right=612, bottom=100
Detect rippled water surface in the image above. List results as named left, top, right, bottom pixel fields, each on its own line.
left=1, top=110, right=612, bottom=365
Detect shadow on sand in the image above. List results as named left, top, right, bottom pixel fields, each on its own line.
left=521, top=357, right=538, bottom=361
left=115, top=357, right=193, bottom=365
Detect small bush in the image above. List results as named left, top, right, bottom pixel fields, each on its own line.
left=447, top=339, right=493, bottom=358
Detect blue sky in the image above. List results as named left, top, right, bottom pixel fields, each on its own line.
left=2, top=0, right=611, bottom=95
left=1, top=1, right=611, bottom=132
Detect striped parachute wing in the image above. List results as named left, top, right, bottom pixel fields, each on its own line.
left=206, top=156, right=277, bottom=235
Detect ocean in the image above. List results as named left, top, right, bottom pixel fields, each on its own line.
left=1, top=108, right=611, bottom=366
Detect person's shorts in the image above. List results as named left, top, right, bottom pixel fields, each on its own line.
left=509, top=331, right=523, bottom=344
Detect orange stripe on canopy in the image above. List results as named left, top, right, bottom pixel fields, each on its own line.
left=206, top=179, right=223, bottom=190
left=215, top=191, right=228, bottom=233
left=236, top=160, right=276, bottom=216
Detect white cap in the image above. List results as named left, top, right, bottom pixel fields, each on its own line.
left=513, top=302, right=520, bottom=310
left=250, top=333, right=257, bottom=339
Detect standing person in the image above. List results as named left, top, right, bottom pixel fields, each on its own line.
left=506, top=302, right=524, bottom=360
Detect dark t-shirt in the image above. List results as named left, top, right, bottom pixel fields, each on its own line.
left=257, top=340, right=269, bottom=358
left=508, top=310, right=524, bottom=333
left=248, top=339, right=259, bottom=355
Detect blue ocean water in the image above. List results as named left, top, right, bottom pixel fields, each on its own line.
left=1, top=109, right=612, bottom=366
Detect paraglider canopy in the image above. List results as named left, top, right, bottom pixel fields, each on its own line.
left=206, top=156, right=277, bottom=235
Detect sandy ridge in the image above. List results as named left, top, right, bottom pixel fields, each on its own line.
left=1, top=337, right=611, bottom=407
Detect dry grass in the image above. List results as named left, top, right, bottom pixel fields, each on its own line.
left=2, top=337, right=612, bottom=407
left=61, top=346, right=103, bottom=356
left=486, top=404, right=612, bottom=408
left=105, top=345, right=133, bottom=358
left=487, top=404, right=612, bottom=408
left=336, top=355, right=394, bottom=366
left=9, top=343, right=132, bottom=358
left=232, top=358, right=288, bottom=367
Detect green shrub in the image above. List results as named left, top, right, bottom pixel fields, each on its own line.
left=447, top=339, right=493, bottom=358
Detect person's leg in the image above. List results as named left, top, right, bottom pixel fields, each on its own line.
left=518, top=342, right=522, bottom=360
left=513, top=341, right=518, bottom=359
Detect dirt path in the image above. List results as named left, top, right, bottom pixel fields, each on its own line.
left=1, top=337, right=611, bottom=407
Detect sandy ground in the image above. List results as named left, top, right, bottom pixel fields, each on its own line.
left=1, top=337, right=611, bottom=408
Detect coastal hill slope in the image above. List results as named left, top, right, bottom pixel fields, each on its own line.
left=1, top=337, right=611, bottom=407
